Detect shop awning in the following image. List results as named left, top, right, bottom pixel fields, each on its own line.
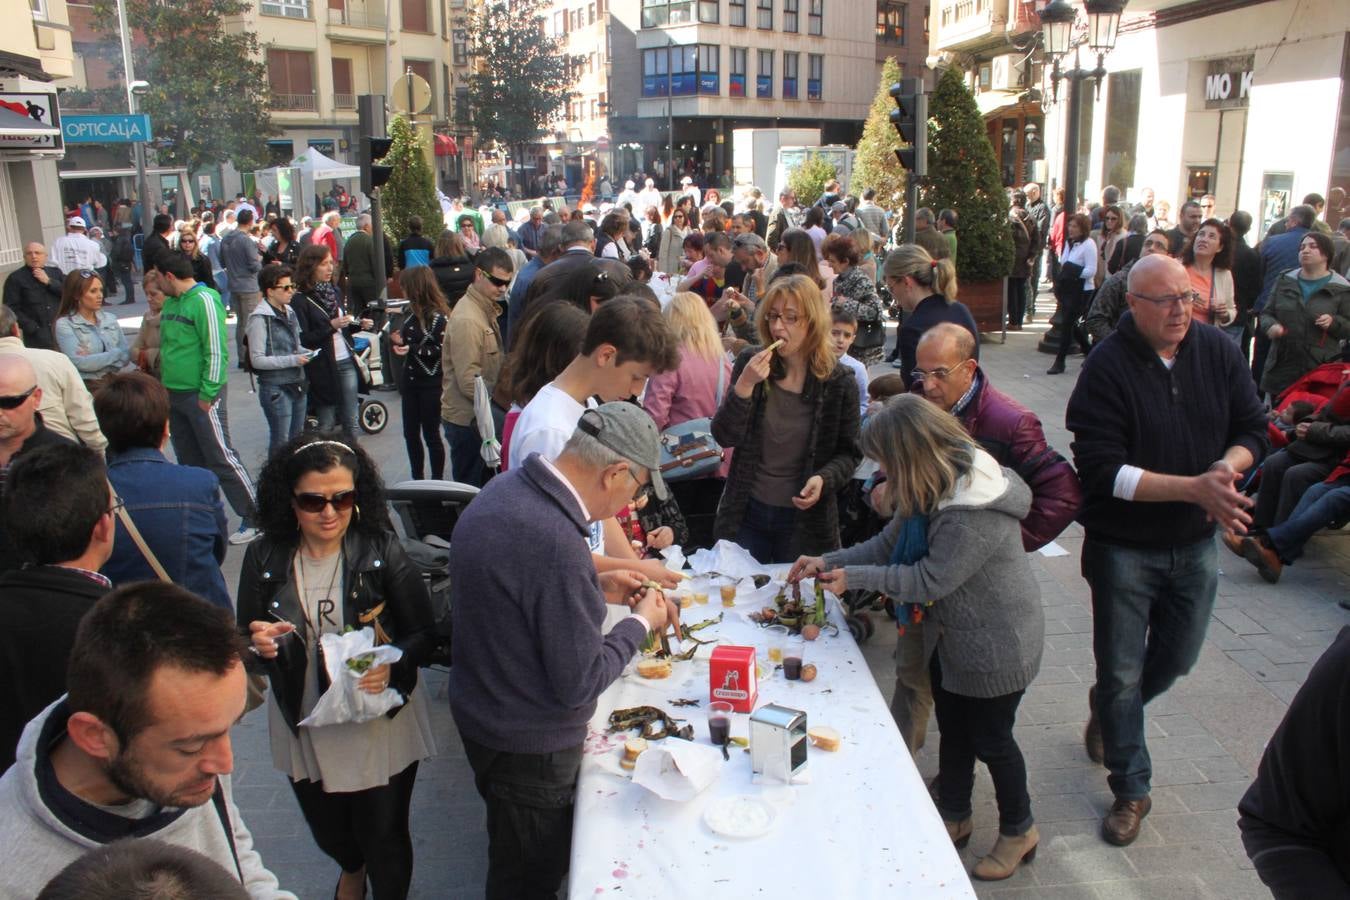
left=0, top=50, right=51, bottom=82
left=434, top=133, right=458, bottom=156
left=0, top=104, right=59, bottom=141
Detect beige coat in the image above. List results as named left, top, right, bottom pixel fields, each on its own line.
left=440, top=282, right=504, bottom=426
left=0, top=334, right=107, bottom=451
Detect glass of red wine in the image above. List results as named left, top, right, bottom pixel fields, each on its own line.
left=708, top=701, right=733, bottom=751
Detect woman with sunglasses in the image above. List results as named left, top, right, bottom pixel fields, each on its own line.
left=1093, top=205, right=1126, bottom=288
left=711, top=274, right=862, bottom=563
left=174, top=226, right=216, bottom=290
left=249, top=263, right=315, bottom=452
left=457, top=214, right=482, bottom=256
left=53, top=269, right=133, bottom=392
left=293, top=244, right=371, bottom=439
left=239, top=434, right=435, bottom=900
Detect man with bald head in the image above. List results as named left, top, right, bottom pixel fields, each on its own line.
left=0, top=354, right=76, bottom=572
left=2, top=243, right=65, bottom=350
left=886, top=323, right=1081, bottom=752
left=1066, top=254, right=1267, bottom=847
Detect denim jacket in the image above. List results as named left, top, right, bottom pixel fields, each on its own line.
left=101, top=447, right=231, bottom=609
left=246, top=299, right=307, bottom=386
left=53, top=310, right=131, bottom=379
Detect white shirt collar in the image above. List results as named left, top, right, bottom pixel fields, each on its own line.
left=538, top=456, right=593, bottom=524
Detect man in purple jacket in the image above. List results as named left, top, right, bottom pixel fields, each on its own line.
left=887, top=322, right=1082, bottom=752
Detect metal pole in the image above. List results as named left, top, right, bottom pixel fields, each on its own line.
left=114, top=0, right=151, bottom=233
left=667, top=38, right=674, bottom=191
left=903, top=179, right=917, bottom=244
left=1038, top=64, right=1082, bottom=355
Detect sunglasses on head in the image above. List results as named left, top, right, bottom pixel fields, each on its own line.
left=0, top=385, right=37, bottom=410
left=480, top=269, right=511, bottom=288
left=78, top=270, right=99, bottom=279
left=292, top=489, right=357, bottom=514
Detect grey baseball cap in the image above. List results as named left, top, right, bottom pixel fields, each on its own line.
left=577, top=402, right=669, bottom=500
left=830, top=200, right=849, bottom=214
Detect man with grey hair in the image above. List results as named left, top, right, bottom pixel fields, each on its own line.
left=766, top=188, right=802, bottom=249
left=219, top=207, right=262, bottom=363
left=449, top=401, right=676, bottom=899
left=730, top=231, right=778, bottom=310
left=340, top=212, right=390, bottom=320
left=913, top=207, right=949, bottom=261
left=1024, top=183, right=1051, bottom=301
left=0, top=306, right=106, bottom=452
left=2, top=243, right=64, bottom=350
left=481, top=208, right=511, bottom=249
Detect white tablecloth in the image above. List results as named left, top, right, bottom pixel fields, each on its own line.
left=569, top=569, right=975, bottom=899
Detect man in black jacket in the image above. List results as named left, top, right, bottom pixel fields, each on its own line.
left=512, top=220, right=596, bottom=332
left=140, top=213, right=174, bottom=275
left=1066, top=254, right=1268, bottom=848
left=0, top=442, right=113, bottom=769
left=1228, top=211, right=1262, bottom=361
left=1, top=243, right=64, bottom=349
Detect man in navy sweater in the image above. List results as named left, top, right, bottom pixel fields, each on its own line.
left=1067, top=255, right=1267, bottom=847
left=448, top=402, right=675, bottom=900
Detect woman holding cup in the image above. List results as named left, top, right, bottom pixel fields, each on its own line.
left=788, top=394, right=1044, bottom=882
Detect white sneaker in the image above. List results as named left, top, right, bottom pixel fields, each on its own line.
left=229, top=525, right=259, bottom=545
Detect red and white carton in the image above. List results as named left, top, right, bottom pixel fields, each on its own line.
left=710, top=645, right=758, bottom=713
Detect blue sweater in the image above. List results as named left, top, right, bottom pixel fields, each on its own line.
left=447, top=454, right=647, bottom=753
left=898, top=294, right=980, bottom=389
left=1066, top=313, right=1268, bottom=549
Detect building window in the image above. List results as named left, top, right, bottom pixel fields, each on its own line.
left=642, top=47, right=669, bottom=97
left=671, top=44, right=697, bottom=95
left=405, top=58, right=435, bottom=114
left=730, top=47, right=747, bottom=96
left=589, top=2, right=596, bottom=23
left=756, top=0, right=772, bottom=29
left=808, top=0, right=822, bottom=34
left=698, top=44, right=719, bottom=94
left=267, top=49, right=316, bottom=110
left=699, top=0, right=719, bottom=23
left=757, top=49, right=773, bottom=98
left=808, top=53, right=822, bottom=100
left=29, top=0, right=47, bottom=15
left=876, top=1, right=903, bottom=43
left=453, top=29, right=468, bottom=65
left=730, top=0, right=746, bottom=26
left=261, top=0, right=310, bottom=18
left=402, top=0, right=429, bottom=32
left=642, top=0, right=693, bottom=27
left=1104, top=69, right=1142, bottom=191
left=783, top=51, right=798, bottom=99
left=332, top=57, right=355, bottom=109
left=552, top=10, right=564, bottom=34
left=783, top=0, right=798, bottom=32
left=454, top=87, right=471, bottom=125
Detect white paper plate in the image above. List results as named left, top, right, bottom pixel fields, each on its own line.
left=703, top=794, right=778, bottom=839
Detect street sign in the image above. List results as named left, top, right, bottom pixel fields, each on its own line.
left=62, top=113, right=152, bottom=144
left=391, top=73, right=432, bottom=115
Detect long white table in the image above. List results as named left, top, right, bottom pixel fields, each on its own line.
left=569, top=569, right=975, bottom=899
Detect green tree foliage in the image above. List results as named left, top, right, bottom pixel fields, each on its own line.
left=466, top=0, right=580, bottom=194
left=922, top=67, right=1014, bottom=282
left=788, top=153, right=837, bottom=207
left=63, top=0, right=276, bottom=175
left=381, top=115, right=442, bottom=242
left=849, top=57, right=906, bottom=214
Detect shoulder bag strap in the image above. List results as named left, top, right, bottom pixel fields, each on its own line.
left=211, top=778, right=245, bottom=884
left=109, top=479, right=171, bottom=582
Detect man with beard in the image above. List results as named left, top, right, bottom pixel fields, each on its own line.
left=0, top=582, right=294, bottom=899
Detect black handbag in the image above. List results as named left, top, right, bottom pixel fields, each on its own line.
left=852, top=316, right=886, bottom=351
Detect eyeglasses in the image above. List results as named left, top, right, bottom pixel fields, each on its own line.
left=107, top=496, right=126, bottom=516
left=292, top=489, right=358, bottom=513
left=624, top=466, right=653, bottom=503
left=910, top=366, right=962, bottom=383
left=1127, top=290, right=1199, bottom=308
left=0, top=385, right=37, bottom=410
left=479, top=270, right=511, bottom=288
left=764, top=311, right=801, bottom=326
left=78, top=270, right=98, bottom=279
left=273, top=283, right=296, bottom=292
left=180, top=239, right=195, bottom=244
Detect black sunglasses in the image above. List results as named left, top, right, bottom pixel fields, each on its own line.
left=0, top=385, right=37, bottom=410
left=479, top=269, right=511, bottom=288
left=292, top=489, right=357, bottom=514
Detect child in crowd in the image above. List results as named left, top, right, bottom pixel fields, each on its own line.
left=617, top=489, right=691, bottom=558
left=831, top=310, right=869, bottom=418
left=1272, top=400, right=1316, bottom=436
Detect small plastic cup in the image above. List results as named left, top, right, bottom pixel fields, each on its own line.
left=783, top=638, right=807, bottom=681
left=707, top=701, right=734, bottom=746
left=693, top=591, right=710, bottom=605
left=766, top=625, right=789, bottom=664
left=720, top=582, right=738, bottom=607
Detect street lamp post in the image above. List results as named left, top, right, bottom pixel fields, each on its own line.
left=114, top=0, right=152, bottom=229
left=667, top=36, right=675, bottom=192
left=1036, top=0, right=1126, bottom=354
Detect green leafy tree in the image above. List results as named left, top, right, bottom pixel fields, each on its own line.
left=466, top=0, right=580, bottom=195
left=381, top=115, right=442, bottom=242
left=62, top=0, right=275, bottom=175
left=849, top=57, right=906, bottom=214
left=788, top=153, right=837, bottom=207
left=922, top=67, right=1014, bottom=282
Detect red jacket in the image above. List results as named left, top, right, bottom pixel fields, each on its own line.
left=956, top=373, right=1082, bottom=551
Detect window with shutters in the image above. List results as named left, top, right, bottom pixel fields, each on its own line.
left=401, top=0, right=429, bottom=32
left=267, top=49, right=316, bottom=111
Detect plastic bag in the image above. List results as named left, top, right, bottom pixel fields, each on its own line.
left=298, top=627, right=405, bottom=728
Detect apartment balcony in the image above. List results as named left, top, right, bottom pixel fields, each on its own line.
left=271, top=92, right=318, bottom=112
left=334, top=93, right=357, bottom=110
left=933, top=0, right=1008, bottom=54
left=327, top=4, right=390, bottom=43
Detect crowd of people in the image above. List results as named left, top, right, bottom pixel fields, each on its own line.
left=0, top=171, right=1346, bottom=899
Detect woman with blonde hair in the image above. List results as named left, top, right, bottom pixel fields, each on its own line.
left=644, top=292, right=735, bottom=548
left=175, top=226, right=216, bottom=289
left=790, top=393, right=1042, bottom=882
left=711, top=274, right=862, bottom=562
left=882, top=243, right=977, bottom=389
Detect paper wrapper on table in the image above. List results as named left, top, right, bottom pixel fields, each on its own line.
left=659, top=544, right=687, bottom=574
left=298, top=627, right=405, bottom=728
left=632, top=740, right=723, bottom=801
left=710, top=645, right=758, bottom=712
left=687, top=540, right=769, bottom=581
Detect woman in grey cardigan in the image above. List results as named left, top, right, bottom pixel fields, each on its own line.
left=790, top=394, right=1044, bottom=882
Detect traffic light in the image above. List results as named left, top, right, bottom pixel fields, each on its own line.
left=889, top=77, right=928, bottom=177
left=360, top=135, right=394, bottom=194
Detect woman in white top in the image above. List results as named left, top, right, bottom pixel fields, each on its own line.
left=1047, top=212, right=1097, bottom=375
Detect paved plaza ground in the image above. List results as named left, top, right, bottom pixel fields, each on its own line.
left=113, top=283, right=1348, bottom=898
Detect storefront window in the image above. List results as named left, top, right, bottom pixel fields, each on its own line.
left=1187, top=167, right=1213, bottom=200
left=1104, top=69, right=1142, bottom=194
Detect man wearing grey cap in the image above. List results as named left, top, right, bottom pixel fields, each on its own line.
left=830, top=200, right=860, bottom=235
left=448, top=401, right=678, bottom=900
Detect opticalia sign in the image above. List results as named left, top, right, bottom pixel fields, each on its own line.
left=62, top=114, right=153, bottom=144
left=1204, top=56, right=1254, bottom=110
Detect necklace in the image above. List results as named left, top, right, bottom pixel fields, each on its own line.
left=295, top=549, right=342, bottom=691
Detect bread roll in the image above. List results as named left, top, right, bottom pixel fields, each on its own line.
left=808, top=726, right=841, bottom=752
left=636, top=658, right=672, bottom=679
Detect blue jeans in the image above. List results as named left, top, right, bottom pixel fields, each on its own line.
left=1266, top=480, right=1350, bottom=562
left=1082, top=537, right=1218, bottom=800
left=315, top=355, right=360, bottom=438
left=444, top=420, right=486, bottom=487
left=735, top=497, right=799, bottom=564
left=257, top=381, right=307, bottom=454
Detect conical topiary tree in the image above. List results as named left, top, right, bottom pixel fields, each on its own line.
left=381, top=114, right=442, bottom=242
left=922, top=67, right=1014, bottom=283
left=849, top=56, right=907, bottom=215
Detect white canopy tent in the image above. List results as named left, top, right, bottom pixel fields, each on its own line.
left=253, top=148, right=362, bottom=219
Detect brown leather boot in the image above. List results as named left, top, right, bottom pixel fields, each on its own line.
left=1242, top=536, right=1284, bottom=584
left=1220, top=529, right=1245, bottom=559
left=971, top=825, right=1039, bottom=881
left=1085, top=686, right=1104, bottom=764
left=1102, top=795, right=1152, bottom=846
left=944, top=818, right=972, bottom=849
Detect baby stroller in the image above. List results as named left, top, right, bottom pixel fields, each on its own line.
left=351, top=332, right=389, bottom=434
left=385, top=479, right=481, bottom=668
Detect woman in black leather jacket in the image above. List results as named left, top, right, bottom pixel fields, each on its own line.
left=239, top=434, right=434, bottom=900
